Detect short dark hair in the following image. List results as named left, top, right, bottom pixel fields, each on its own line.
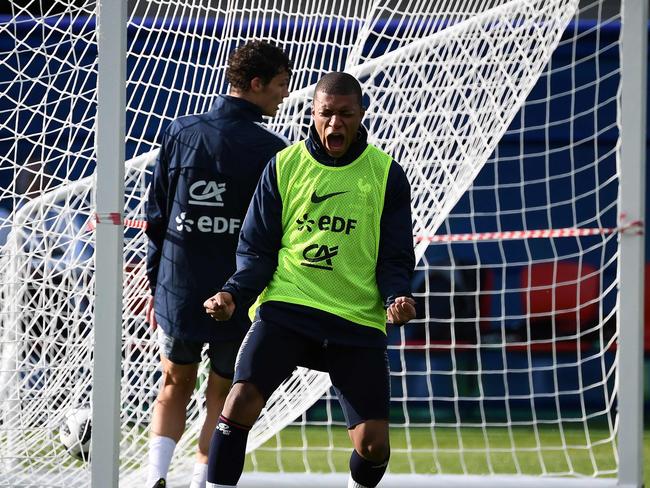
left=226, top=41, right=292, bottom=91
left=314, top=72, right=363, bottom=107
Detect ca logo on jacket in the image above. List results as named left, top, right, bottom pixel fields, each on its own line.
left=189, top=180, right=226, bottom=207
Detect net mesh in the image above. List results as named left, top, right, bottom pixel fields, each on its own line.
left=0, top=0, right=622, bottom=485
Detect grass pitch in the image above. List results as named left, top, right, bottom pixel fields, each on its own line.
left=245, top=424, right=650, bottom=484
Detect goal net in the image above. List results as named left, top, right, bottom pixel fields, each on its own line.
left=0, top=0, right=629, bottom=486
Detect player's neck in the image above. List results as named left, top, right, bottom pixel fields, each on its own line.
left=228, top=89, right=264, bottom=112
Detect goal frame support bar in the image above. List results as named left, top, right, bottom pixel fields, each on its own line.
left=92, top=0, right=126, bottom=487
left=617, top=0, right=647, bottom=487
left=202, top=473, right=619, bottom=487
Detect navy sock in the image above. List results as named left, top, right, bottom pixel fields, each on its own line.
left=349, top=449, right=389, bottom=488
left=207, top=415, right=251, bottom=486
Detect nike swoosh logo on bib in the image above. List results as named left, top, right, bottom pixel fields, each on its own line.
left=311, top=191, right=348, bottom=203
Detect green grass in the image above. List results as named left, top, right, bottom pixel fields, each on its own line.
left=16, top=420, right=649, bottom=485
left=245, top=424, right=650, bottom=485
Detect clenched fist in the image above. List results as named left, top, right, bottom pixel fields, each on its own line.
left=204, top=292, right=236, bottom=321
left=386, top=296, right=416, bottom=325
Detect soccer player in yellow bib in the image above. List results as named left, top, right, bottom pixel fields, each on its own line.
left=203, top=72, right=416, bottom=488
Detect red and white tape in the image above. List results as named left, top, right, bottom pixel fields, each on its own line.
left=89, top=216, right=642, bottom=242
left=88, top=214, right=147, bottom=230
left=416, top=220, right=642, bottom=243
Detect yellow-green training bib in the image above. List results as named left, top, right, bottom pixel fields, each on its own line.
left=254, top=140, right=392, bottom=332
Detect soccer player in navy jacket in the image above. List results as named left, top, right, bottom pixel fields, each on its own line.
left=204, top=72, right=416, bottom=488
left=144, top=41, right=291, bottom=488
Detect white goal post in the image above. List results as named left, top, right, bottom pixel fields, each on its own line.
left=0, top=1, right=645, bottom=487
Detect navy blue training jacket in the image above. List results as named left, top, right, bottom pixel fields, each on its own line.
left=222, top=125, right=415, bottom=348
left=146, top=95, right=288, bottom=342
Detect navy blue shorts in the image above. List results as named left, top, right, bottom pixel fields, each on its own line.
left=234, top=320, right=390, bottom=428
left=157, top=329, right=240, bottom=379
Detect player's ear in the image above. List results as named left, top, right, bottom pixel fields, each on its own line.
left=249, top=76, right=264, bottom=93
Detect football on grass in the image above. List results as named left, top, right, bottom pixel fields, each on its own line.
left=59, top=407, right=92, bottom=461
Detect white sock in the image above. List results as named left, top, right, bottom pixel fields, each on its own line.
left=188, top=462, right=208, bottom=488
left=206, top=483, right=236, bottom=488
left=347, top=476, right=369, bottom=488
left=146, top=435, right=176, bottom=486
